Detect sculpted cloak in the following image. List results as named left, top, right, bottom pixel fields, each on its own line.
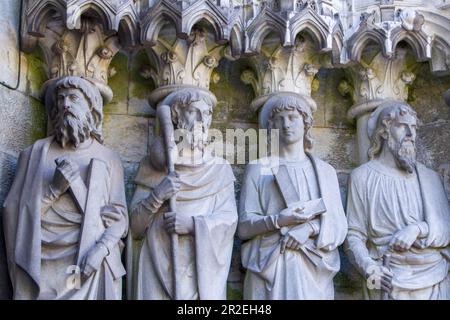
left=3, top=136, right=128, bottom=300
left=346, top=160, right=450, bottom=300
left=238, top=155, right=347, bottom=299
left=130, top=156, right=237, bottom=300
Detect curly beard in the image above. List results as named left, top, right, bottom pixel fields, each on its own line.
left=54, top=108, right=95, bottom=148
left=388, top=137, right=416, bottom=174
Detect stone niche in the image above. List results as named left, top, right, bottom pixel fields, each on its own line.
left=0, top=0, right=448, bottom=300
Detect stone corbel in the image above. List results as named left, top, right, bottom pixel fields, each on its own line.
left=22, top=0, right=139, bottom=101
left=339, top=48, right=417, bottom=164
left=141, top=25, right=227, bottom=108
left=241, top=33, right=321, bottom=119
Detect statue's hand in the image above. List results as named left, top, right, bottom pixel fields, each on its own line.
left=280, top=234, right=301, bottom=253
left=364, top=261, right=394, bottom=293
left=163, top=211, right=194, bottom=235
left=153, top=172, right=181, bottom=202
left=288, top=223, right=314, bottom=244
left=51, top=157, right=80, bottom=196
left=277, top=204, right=306, bottom=227
left=81, top=243, right=109, bottom=278
left=101, top=205, right=123, bottom=228
left=389, top=224, right=420, bottom=252
left=280, top=223, right=313, bottom=253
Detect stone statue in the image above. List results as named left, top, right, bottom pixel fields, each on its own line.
left=238, top=93, right=348, bottom=299
left=3, top=76, right=128, bottom=300
left=345, top=100, right=450, bottom=300
left=130, top=88, right=237, bottom=300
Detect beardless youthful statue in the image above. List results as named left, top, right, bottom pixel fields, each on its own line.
left=3, top=76, right=128, bottom=300
left=130, top=88, right=237, bottom=300
left=345, top=100, right=450, bottom=300
left=238, top=93, right=348, bottom=299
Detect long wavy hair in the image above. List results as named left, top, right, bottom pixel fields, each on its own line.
left=368, top=103, right=417, bottom=160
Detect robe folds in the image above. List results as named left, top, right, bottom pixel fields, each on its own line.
left=130, top=156, right=237, bottom=300
left=346, top=160, right=450, bottom=300
left=3, top=136, right=128, bottom=300
left=238, top=155, right=348, bottom=300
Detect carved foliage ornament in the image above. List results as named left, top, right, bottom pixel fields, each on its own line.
left=340, top=48, right=416, bottom=107
left=241, top=35, right=320, bottom=100
left=144, top=27, right=223, bottom=90
left=47, top=18, right=120, bottom=83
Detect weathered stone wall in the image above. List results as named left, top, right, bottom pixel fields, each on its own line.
left=0, top=0, right=46, bottom=299
left=0, top=3, right=449, bottom=300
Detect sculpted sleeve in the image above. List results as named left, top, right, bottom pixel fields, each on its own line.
left=344, top=170, right=374, bottom=275
left=99, top=155, right=129, bottom=252
left=238, top=164, right=279, bottom=240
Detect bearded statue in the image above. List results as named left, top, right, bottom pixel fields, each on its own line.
left=129, top=88, right=237, bottom=300
left=3, top=76, right=128, bottom=300
left=345, top=100, right=450, bottom=300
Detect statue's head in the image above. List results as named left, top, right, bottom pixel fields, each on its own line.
left=166, top=89, right=215, bottom=151
left=368, top=101, right=418, bottom=173
left=46, top=76, right=103, bottom=148
left=262, top=94, right=313, bottom=151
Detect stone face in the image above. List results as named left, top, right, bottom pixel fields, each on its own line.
left=0, top=0, right=448, bottom=300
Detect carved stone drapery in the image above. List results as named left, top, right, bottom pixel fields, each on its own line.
left=3, top=0, right=449, bottom=302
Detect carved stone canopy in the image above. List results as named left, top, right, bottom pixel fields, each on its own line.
left=347, top=7, right=430, bottom=62
left=38, top=17, right=120, bottom=102
left=22, top=0, right=450, bottom=76
left=25, top=0, right=139, bottom=45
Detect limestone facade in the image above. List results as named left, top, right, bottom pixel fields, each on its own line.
left=0, top=0, right=449, bottom=299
